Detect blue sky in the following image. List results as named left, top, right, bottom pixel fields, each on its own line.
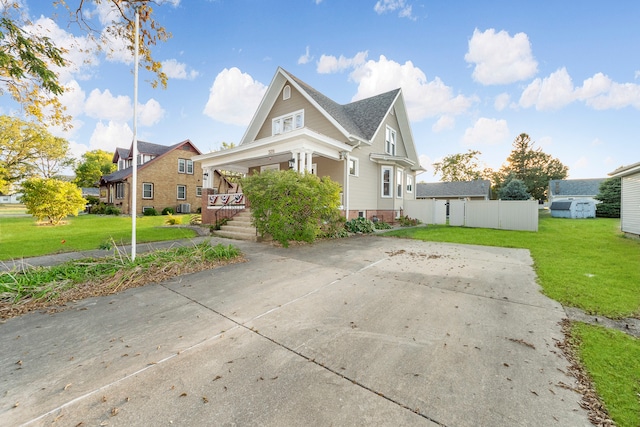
left=3, top=0, right=640, bottom=182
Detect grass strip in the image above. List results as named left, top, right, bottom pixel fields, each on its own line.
left=571, top=322, right=640, bottom=427
left=0, top=241, right=241, bottom=318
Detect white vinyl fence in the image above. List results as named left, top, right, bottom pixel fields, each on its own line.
left=405, top=199, right=538, bottom=232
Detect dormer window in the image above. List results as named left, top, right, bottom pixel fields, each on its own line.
left=272, top=110, right=304, bottom=135
left=283, top=85, right=291, bottom=100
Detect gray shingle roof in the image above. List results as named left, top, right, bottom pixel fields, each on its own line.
left=416, top=180, right=491, bottom=198
left=286, top=71, right=399, bottom=141
left=549, top=178, right=606, bottom=197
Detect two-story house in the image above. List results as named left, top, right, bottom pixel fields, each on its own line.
left=99, top=139, right=203, bottom=215
left=193, top=67, right=424, bottom=224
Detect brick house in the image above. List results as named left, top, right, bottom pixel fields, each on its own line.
left=99, top=140, right=203, bottom=215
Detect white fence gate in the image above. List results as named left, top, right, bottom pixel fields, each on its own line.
left=404, top=199, right=538, bottom=232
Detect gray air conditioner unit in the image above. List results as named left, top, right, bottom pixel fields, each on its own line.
left=177, top=203, right=191, bottom=213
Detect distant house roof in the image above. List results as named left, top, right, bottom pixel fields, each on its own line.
left=416, top=180, right=491, bottom=199
left=548, top=178, right=605, bottom=198
left=609, top=161, right=640, bottom=178
left=101, top=139, right=201, bottom=184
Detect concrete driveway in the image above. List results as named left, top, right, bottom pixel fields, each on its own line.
left=0, top=235, right=591, bottom=426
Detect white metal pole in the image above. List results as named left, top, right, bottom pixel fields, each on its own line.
left=131, top=6, right=140, bottom=260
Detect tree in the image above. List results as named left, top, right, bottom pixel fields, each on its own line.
left=498, top=175, right=531, bottom=200
left=241, top=170, right=342, bottom=247
left=20, top=177, right=87, bottom=225
left=1, top=1, right=170, bottom=127
left=0, top=115, right=72, bottom=193
left=433, top=150, right=488, bottom=182
left=496, top=133, right=568, bottom=201
left=74, top=149, right=116, bottom=187
left=594, top=177, right=621, bottom=218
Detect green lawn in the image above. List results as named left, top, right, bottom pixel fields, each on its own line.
left=0, top=214, right=199, bottom=260
left=384, top=212, right=640, bottom=426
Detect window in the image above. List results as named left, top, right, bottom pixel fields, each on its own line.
left=116, top=182, right=125, bottom=199
left=381, top=166, right=393, bottom=198
left=177, top=185, right=186, bottom=200
left=143, top=183, right=153, bottom=199
left=178, top=158, right=193, bottom=174
left=397, top=169, right=403, bottom=198
left=118, top=159, right=125, bottom=170
left=385, top=126, right=396, bottom=156
left=348, top=157, right=359, bottom=176
left=283, top=85, right=291, bottom=100
left=196, top=186, right=202, bottom=197
left=272, top=110, right=304, bottom=135
left=406, top=175, right=413, bottom=193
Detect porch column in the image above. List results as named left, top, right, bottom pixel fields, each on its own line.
left=203, top=167, right=214, bottom=188
left=303, top=150, right=313, bottom=173
left=291, top=150, right=300, bottom=172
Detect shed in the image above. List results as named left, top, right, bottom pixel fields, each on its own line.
left=549, top=199, right=596, bottom=218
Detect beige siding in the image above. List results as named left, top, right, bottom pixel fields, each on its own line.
left=255, top=84, right=345, bottom=141
left=622, top=173, right=640, bottom=236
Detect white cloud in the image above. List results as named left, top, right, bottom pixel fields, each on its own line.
left=494, top=93, right=511, bottom=111
left=374, top=0, right=416, bottom=20
left=88, top=121, right=133, bottom=152
left=462, top=117, right=510, bottom=145
left=591, top=138, right=603, bottom=146
left=102, top=29, right=132, bottom=64
left=581, top=80, right=640, bottom=110
left=84, top=88, right=164, bottom=125
left=519, top=67, right=575, bottom=110
left=418, top=154, right=433, bottom=176
left=349, top=55, right=476, bottom=121
left=85, top=88, right=133, bottom=121
left=465, top=28, right=538, bottom=85
left=161, top=59, right=199, bottom=80
left=432, top=115, right=455, bottom=132
left=298, top=46, right=313, bottom=65
left=317, top=51, right=368, bottom=74
left=635, top=70, right=640, bottom=79
left=203, top=67, right=267, bottom=126
left=138, top=98, right=165, bottom=126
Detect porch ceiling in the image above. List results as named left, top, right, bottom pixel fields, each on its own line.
left=193, top=128, right=353, bottom=173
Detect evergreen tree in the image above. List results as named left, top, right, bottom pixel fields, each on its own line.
left=594, top=177, right=621, bottom=218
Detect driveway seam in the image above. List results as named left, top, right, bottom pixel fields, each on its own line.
left=161, top=256, right=448, bottom=426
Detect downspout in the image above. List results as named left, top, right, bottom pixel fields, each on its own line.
left=345, top=152, right=350, bottom=220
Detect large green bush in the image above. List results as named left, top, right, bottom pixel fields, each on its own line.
left=241, top=170, right=342, bottom=247
left=20, top=178, right=86, bottom=225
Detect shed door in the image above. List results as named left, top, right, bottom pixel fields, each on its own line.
left=575, top=203, right=586, bottom=218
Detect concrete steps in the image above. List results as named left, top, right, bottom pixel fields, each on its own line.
left=213, top=209, right=258, bottom=241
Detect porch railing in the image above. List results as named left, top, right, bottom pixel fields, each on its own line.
left=208, top=192, right=247, bottom=226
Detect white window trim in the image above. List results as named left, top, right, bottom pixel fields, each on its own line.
left=283, top=85, right=291, bottom=100
left=272, top=109, right=304, bottom=136
left=385, top=126, right=397, bottom=156
left=142, top=183, right=153, bottom=199
left=186, top=159, right=194, bottom=175
left=177, top=185, right=186, bottom=200
left=260, top=164, right=280, bottom=172
left=381, top=166, right=393, bottom=198
left=406, top=174, right=414, bottom=193
left=396, top=169, right=403, bottom=199
left=348, top=157, right=359, bottom=177
left=196, top=186, right=202, bottom=197
left=178, top=158, right=186, bottom=173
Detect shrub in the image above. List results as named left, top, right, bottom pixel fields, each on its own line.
left=143, top=208, right=159, bottom=216
left=398, top=215, right=421, bottom=227
left=189, top=214, right=202, bottom=225
left=344, top=217, right=375, bottom=233
left=20, top=178, right=86, bottom=225
left=374, top=221, right=392, bottom=230
left=241, top=170, right=342, bottom=247
left=164, top=214, right=182, bottom=225
left=162, top=207, right=175, bottom=215
left=104, top=206, right=121, bottom=216
left=213, top=217, right=228, bottom=230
